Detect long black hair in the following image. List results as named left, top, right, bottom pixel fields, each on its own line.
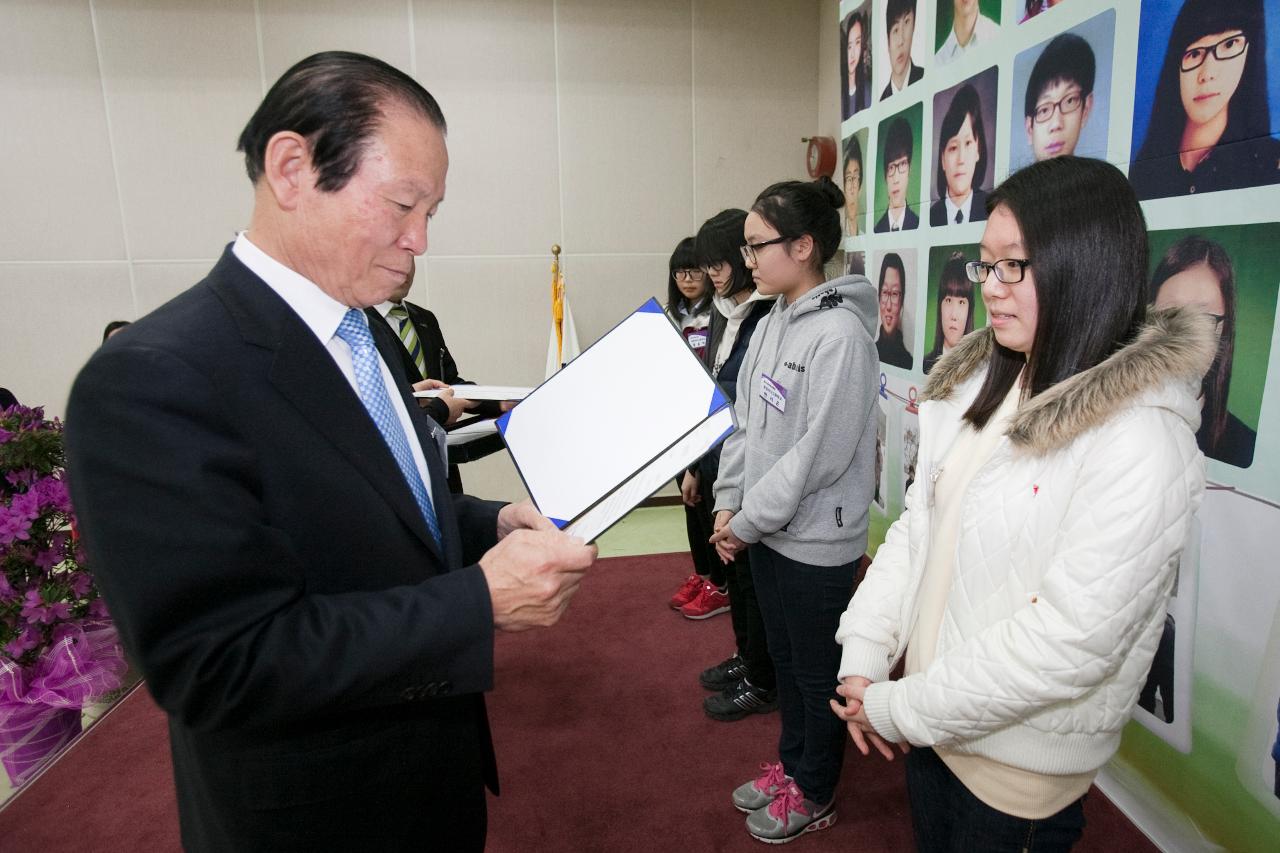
left=666, top=236, right=709, bottom=316
left=840, top=8, right=869, bottom=114
left=1149, top=235, right=1236, bottom=453
left=1135, top=0, right=1270, bottom=162
left=695, top=209, right=754, bottom=299
left=750, top=177, right=845, bottom=271
left=924, top=252, right=974, bottom=366
left=965, top=156, right=1148, bottom=428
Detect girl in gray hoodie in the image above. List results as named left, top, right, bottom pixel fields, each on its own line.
left=711, top=177, right=879, bottom=844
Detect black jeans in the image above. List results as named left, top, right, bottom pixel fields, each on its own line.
left=725, top=548, right=775, bottom=690
left=680, top=476, right=723, bottom=586
left=905, top=746, right=1086, bottom=853
left=750, top=543, right=858, bottom=805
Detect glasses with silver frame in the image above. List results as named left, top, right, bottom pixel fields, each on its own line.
left=965, top=258, right=1032, bottom=284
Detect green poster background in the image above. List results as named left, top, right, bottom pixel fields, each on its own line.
left=1147, top=224, right=1279, bottom=434
left=934, top=0, right=1004, bottom=52
left=874, top=102, right=923, bottom=226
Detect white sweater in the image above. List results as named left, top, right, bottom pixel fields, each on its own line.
left=836, top=308, right=1215, bottom=776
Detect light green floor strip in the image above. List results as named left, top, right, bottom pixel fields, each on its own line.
left=595, top=504, right=689, bottom=558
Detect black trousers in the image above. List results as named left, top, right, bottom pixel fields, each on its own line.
left=750, top=543, right=858, bottom=805
left=680, top=477, right=723, bottom=586
left=905, top=747, right=1085, bottom=853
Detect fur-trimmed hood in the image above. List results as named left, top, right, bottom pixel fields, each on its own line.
left=921, top=306, right=1218, bottom=454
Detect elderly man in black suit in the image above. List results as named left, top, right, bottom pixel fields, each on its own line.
left=65, top=51, right=595, bottom=853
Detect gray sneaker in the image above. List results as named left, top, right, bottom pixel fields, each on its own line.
left=731, top=761, right=791, bottom=813
left=745, top=783, right=836, bottom=844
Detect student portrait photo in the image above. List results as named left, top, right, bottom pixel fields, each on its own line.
left=873, top=248, right=916, bottom=370
left=923, top=246, right=984, bottom=374
left=930, top=67, right=998, bottom=228
left=879, top=0, right=924, bottom=101
left=1129, top=0, right=1280, bottom=200
left=935, top=0, right=1000, bottom=67
left=1010, top=10, right=1115, bottom=169
left=1148, top=224, right=1280, bottom=469
left=1020, top=0, right=1070, bottom=25
left=841, top=2, right=873, bottom=119
left=874, top=104, right=922, bottom=233
left=843, top=128, right=870, bottom=238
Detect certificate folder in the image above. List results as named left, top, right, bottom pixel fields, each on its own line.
left=496, top=298, right=736, bottom=542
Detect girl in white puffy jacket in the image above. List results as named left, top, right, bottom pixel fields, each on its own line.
left=831, top=157, right=1216, bottom=851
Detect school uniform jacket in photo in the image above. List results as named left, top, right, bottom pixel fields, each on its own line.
left=836, top=307, right=1216, bottom=776
left=713, top=275, right=880, bottom=567
left=65, top=247, right=503, bottom=852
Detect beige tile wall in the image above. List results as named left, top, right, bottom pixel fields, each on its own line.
left=1, top=0, right=822, bottom=501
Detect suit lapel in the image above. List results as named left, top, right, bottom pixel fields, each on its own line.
left=209, top=250, right=445, bottom=561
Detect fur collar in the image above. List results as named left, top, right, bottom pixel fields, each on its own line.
left=921, top=306, right=1217, bottom=454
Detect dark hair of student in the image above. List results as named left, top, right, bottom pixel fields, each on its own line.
left=102, top=320, right=131, bottom=343
left=878, top=252, right=908, bottom=349
left=695, top=209, right=755, bottom=300
left=1023, top=33, right=1096, bottom=118
left=1149, top=235, right=1236, bottom=453
left=937, top=84, right=987, bottom=197
left=886, top=0, right=916, bottom=30
left=884, top=117, right=914, bottom=170
left=1135, top=0, right=1270, bottom=162
left=925, top=252, right=974, bottom=364
left=667, top=236, right=709, bottom=315
left=840, top=10, right=869, bottom=102
left=844, top=134, right=864, bottom=180
left=965, top=156, right=1148, bottom=429
left=237, top=51, right=447, bottom=192
left=750, top=178, right=845, bottom=271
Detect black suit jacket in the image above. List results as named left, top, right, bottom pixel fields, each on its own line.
left=928, top=188, right=989, bottom=227
left=66, top=248, right=504, bottom=852
left=874, top=205, right=920, bottom=233
left=880, top=63, right=923, bottom=100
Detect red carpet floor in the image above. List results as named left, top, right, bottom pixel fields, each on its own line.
left=0, top=551, right=1158, bottom=852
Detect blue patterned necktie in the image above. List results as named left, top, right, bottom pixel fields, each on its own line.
left=334, top=308, right=442, bottom=547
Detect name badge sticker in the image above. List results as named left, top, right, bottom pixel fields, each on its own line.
left=686, top=331, right=708, bottom=351
left=760, top=373, right=787, bottom=413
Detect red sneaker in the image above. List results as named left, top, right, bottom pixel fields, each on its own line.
left=681, top=582, right=730, bottom=620
left=669, top=574, right=703, bottom=610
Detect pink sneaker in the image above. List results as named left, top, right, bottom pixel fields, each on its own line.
left=731, top=761, right=791, bottom=812
left=680, top=582, right=730, bottom=620
left=746, top=782, right=836, bottom=843
left=668, top=574, right=703, bottom=610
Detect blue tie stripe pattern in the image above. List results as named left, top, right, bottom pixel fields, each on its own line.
left=335, top=309, right=442, bottom=547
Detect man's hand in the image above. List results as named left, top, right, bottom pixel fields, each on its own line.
left=412, top=379, right=467, bottom=425
left=829, top=676, right=909, bottom=761
left=680, top=471, right=700, bottom=507
left=497, top=499, right=557, bottom=539
left=480, top=529, right=596, bottom=632
left=709, top=510, right=746, bottom=563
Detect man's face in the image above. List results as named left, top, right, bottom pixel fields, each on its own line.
left=888, top=10, right=915, bottom=80
left=880, top=267, right=903, bottom=334
left=886, top=155, right=910, bottom=210
left=942, top=115, right=978, bottom=200
left=1025, top=78, right=1092, bottom=161
left=291, top=104, right=448, bottom=308
left=844, top=158, right=861, bottom=226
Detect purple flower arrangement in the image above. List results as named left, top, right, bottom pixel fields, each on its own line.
left=0, top=403, right=125, bottom=786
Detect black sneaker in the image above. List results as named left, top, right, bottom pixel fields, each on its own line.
left=704, top=678, right=778, bottom=722
left=699, top=654, right=748, bottom=691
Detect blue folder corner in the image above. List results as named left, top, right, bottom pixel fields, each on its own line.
left=636, top=298, right=664, bottom=314
left=708, top=384, right=728, bottom=417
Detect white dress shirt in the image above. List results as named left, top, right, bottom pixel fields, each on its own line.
left=936, top=14, right=999, bottom=65
left=233, top=233, right=434, bottom=503
left=944, top=192, right=974, bottom=225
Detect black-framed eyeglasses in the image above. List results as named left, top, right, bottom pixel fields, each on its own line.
left=673, top=268, right=706, bottom=282
left=1032, top=90, right=1083, bottom=124
left=965, top=258, right=1032, bottom=284
left=740, top=237, right=790, bottom=265
left=885, top=158, right=910, bottom=177
left=1181, top=32, right=1248, bottom=72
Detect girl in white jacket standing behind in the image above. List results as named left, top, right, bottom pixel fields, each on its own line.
left=831, top=156, right=1216, bottom=851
